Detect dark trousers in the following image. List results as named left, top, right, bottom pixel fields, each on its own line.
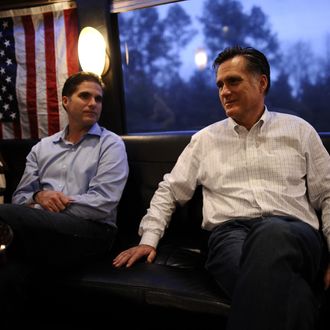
left=205, top=216, right=326, bottom=330
left=0, top=203, right=116, bottom=325
left=0, top=204, right=116, bottom=265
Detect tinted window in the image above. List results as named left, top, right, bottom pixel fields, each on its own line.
left=118, top=0, right=330, bottom=133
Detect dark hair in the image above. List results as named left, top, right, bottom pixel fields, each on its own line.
left=213, top=46, right=271, bottom=94
left=62, top=71, right=105, bottom=98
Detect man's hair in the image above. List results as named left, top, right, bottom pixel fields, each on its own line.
left=213, top=46, right=271, bottom=94
left=62, top=71, right=105, bottom=98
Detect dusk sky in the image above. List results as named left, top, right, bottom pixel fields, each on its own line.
left=169, top=0, right=330, bottom=77
left=242, top=0, right=330, bottom=50
left=183, top=0, right=330, bottom=50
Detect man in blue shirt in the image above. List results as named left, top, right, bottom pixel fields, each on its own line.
left=0, top=72, right=128, bottom=320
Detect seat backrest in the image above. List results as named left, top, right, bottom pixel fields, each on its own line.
left=2, top=133, right=330, bottom=255
left=1, top=139, right=39, bottom=203
left=114, top=135, right=208, bottom=254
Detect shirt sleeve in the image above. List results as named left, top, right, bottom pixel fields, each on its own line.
left=305, top=128, right=330, bottom=252
left=12, top=144, right=41, bottom=205
left=139, top=135, right=201, bottom=248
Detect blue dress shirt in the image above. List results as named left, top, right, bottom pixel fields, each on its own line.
left=12, top=123, right=129, bottom=226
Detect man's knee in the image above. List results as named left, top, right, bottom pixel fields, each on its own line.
left=242, top=217, right=323, bottom=276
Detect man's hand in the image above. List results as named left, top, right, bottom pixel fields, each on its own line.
left=112, top=244, right=156, bottom=268
left=34, top=190, right=73, bottom=212
left=324, top=263, right=330, bottom=290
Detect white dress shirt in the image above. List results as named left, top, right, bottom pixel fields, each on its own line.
left=139, top=109, right=330, bottom=252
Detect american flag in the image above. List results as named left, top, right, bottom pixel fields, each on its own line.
left=0, top=2, right=79, bottom=139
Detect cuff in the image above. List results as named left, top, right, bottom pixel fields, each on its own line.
left=139, top=231, right=161, bottom=249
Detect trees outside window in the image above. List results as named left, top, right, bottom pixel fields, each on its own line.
left=118, top=0, right=330, bottom=133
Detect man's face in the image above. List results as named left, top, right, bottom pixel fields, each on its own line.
left=62, top=81, right=103, bottom=129
left=216, top=55, right=267, bottom=129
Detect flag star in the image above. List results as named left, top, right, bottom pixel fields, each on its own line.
left=0, top=50, right=4, bottom=57
left=5, top=76, right=11, bottom=83
left=4, top=40, right=10, bottom=47
left=8, top=94, right=13, bottom=101
left=3, top=103, right=9, bottom=111
left=1, top=85, right=6, bottom=92
left=0, top=67, right=5, bottom=74
left=6, top=58, right=12, bottom=65
left=2, top=21, right=8, bottom=29
left=10, top=112, right=16, bottom=119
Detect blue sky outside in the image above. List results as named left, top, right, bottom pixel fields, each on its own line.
left=158, top=0, right=330, bottom=79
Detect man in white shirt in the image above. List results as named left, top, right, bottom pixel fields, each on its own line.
left=113, top=46, right=330, bottom=330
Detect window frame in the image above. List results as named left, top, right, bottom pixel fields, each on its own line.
left=111, top=0, right=186, bottom=13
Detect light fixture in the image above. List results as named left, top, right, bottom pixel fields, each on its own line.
left=195, top=48, right=208, bottom=70
left=78, top=26, right=110, bottom=76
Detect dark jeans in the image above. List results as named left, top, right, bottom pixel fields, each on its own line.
left=205, top=216, right=326, bottom=330
left=0, top=203, right=116, bottom=325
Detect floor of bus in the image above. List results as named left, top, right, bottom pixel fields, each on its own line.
left=6, top=290, right=228, bottom=330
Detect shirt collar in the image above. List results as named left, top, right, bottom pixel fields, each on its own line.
left=53, top=123, right=102, bottom=144
left=228, top=106, right=269, bottom=133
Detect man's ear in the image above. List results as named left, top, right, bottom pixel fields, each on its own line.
left=62, top=96, right=68, bottom=111
left=259, top=74, right=268, bottom=94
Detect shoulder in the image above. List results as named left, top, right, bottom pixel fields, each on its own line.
left=190, top=119, right=231, bottom=149
left=99, top=127, right=125, bottom=146
left=85, top=124, right=125, bottom=148
left=97, top=128, right=127, bottom=159
left=30, top=131, right=62, bottom=151
left=182, top=119, right=230, bottom=156
left=268, top=111, right=316, bottom=132
left=267, top=111, right=322, bottom=149
left=193, top=118, right=229, bottom=140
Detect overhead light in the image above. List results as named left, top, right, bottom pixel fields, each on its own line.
left=78, top=26, right=109, bottom=76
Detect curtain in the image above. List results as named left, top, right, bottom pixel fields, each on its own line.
left=0, top=1, right=79, bottom=139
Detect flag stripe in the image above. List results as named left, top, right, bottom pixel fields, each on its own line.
left=0, top=2, right=78, bottom=139
left=44, top=11, right=60, bottom=135
left=53, top=10, right=69, bottom=132
left=34, top=14, right=49, bottom=138
left=22, top=15, right=38, bottom=139
left=64, top=8, right=79, bottom=76
left=14, top=15, right=30, bottom=139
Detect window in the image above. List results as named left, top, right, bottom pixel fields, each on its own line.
left=118, top=0, right=330, bottom=133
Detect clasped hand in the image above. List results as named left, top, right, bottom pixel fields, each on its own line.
left=33, top=190, right=73, bottom=212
